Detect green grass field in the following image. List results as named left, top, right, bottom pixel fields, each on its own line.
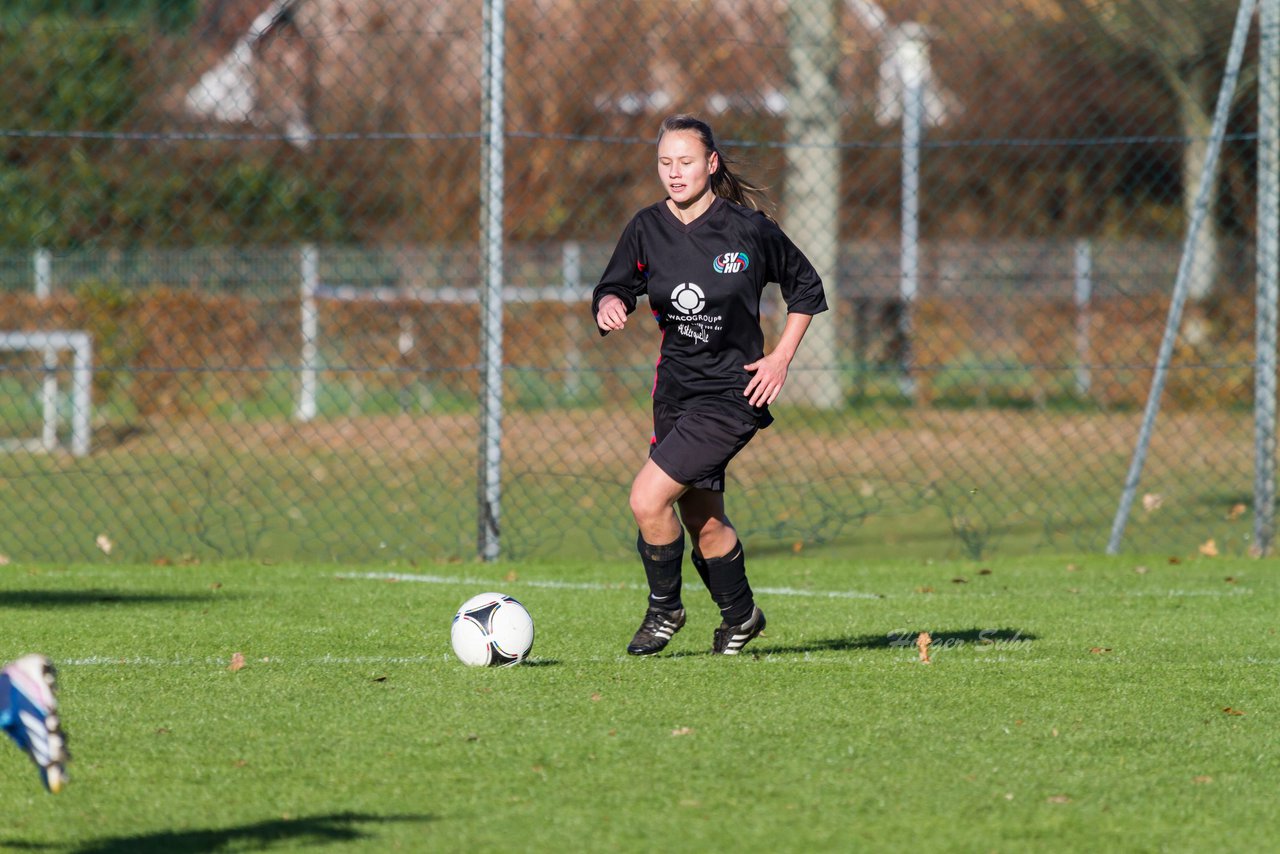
left=3, top=555, right=1276, bottom=852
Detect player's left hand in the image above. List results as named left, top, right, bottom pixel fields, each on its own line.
left=743, top=351, right=790, bottom=407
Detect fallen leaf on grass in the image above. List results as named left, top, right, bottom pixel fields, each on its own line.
left=671, top=727, right=695, bottom=736
left=978, top=568, right=992, bottom=576
left=1046, top=795, right=1072, bottom=804
left=590, top=692, right=603, bottom=702
left=1193, top=775, right=1214, bottom=784
left=1228, top=503, right=1247, bottom=520
left=1089, top=647, right=1112, bottom=655
left=1222, top=707, right=1246, bottom=716
left=228, top=652, right=246, bottom=672
left=952, top=577, right=968, bottom=584
left=917, top=632, right=932, bottom=664
left=1199, top=539, right=1219, bottom=557
left=1134, top=565, right=1150, bottom=574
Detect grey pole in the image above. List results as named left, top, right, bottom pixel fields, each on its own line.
left=34, top=249, right=51, bottom=300
left=1107, top=0, right=1257, bottom=554
left=478, top=0, right=507, bottom=562
left=562, top=241, right=583, bottom=400
left=1255, top=0, right=1280, bottom=555
left=35, top=249, right=55, bottom=447
left=898, top=24, right=927, bottom=402
left=70, top=331, right=92, bottom=458
left=783, top=0, right=842, bottom=409
left=296, top=244, right=319, bottom=423
left=1073, top=239, right=1093, bottom=399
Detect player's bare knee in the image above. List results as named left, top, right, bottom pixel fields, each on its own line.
left=628, top=487, right=668, bottom=530
left=688, top=515, right=735, bottom=557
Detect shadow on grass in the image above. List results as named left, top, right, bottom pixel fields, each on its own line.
left=59, top=812, right=434, bottom=854
left=0, top=590, right=224, bottom=608
left=759, top=627, right=1038, bottom=655
left=661, top=628, right=1038, bottom=658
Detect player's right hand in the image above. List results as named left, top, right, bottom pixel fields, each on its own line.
left=596, top=295, right=629, bottom=332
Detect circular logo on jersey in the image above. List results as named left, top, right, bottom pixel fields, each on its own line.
left=670, top=282, right=706, bottom=315
left=713, top=251, right=750, bottom=274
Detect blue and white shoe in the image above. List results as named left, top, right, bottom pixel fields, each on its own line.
left=2, top=655, right=69, bottom=793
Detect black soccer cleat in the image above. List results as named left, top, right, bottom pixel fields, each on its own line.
left=626, top=606, right=686, bottom=655
left=711, top=605, right=766, bottom=655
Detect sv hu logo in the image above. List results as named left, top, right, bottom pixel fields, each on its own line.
left=713, top=251, right=749, bottom=274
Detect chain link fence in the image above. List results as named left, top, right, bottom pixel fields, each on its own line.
left=0, top=0, right=1274, bottom=563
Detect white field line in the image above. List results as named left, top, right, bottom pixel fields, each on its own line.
left=339, top=570, right=886, bottom=600
left=52, top=655, right=1280, bottom=665
left=63, top=654, right=440, bottom=667
left=338, top=571, right=1255, bottom=601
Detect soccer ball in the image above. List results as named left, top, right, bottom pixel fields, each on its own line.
left=450, top=592, right=535, bottom=667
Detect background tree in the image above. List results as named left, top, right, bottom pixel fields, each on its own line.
left=1060, top=0, right=1243, bottom=304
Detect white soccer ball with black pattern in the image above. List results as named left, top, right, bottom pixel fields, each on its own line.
left=450, top=592, right=535, bottom=667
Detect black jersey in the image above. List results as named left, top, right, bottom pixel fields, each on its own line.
left=592, top=196, right=827, bottom=424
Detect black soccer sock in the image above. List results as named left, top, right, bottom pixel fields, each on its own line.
left=705, top=541, right=755, bottom=625
left=637, top=529, right=685, bottom=612
left=691, top=551, right=711, bottom=590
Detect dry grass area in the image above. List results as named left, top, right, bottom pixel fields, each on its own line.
left=3, top=405, right=1251, bottom=562
left=73, top=406, right=1250, bottom=488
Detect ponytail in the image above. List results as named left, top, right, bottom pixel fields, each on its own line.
left=658, top=114, right=775, bottom=219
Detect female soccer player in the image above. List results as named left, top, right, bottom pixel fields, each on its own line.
left=592, top=114, right=827, bottom=656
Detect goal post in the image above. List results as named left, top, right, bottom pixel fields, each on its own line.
left=0, top=331, right=93, bottom=457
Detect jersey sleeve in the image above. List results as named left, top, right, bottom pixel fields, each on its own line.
left=760, top=217, right=828, bottom=316
left=591, top=215, right=648, bottom=332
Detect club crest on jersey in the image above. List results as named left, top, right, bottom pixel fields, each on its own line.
left=713, top=251, right=749, bottom=274
left=670, top=282, right=706, bottom=315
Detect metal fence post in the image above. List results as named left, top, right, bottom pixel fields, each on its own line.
left=296, top=244, right=319, bottom=422
left=1074, top=239, right=1093, bottom=399
left=69, top=331, right=91, bottom=457
left=35, top=249, right=56, bottom=450
left=478, top=0, right=507, bottom=562
left=562, top=241, right=583, bottom=400
left=1108, top=0, right=1257, bottom=554
left=1255, top=0, right=1280, bottom=555
left=34, top=249, right=51, bottom=300
left=898, top=24, right=927, bottom=403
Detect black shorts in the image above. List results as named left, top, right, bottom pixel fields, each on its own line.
left=648, top=401, right=759, bottom=492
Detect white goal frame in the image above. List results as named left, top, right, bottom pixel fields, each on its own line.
left=0, top=331, right=92, bottom=457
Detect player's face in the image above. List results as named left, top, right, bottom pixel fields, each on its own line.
left=657, top=131, right=719, bottom=209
